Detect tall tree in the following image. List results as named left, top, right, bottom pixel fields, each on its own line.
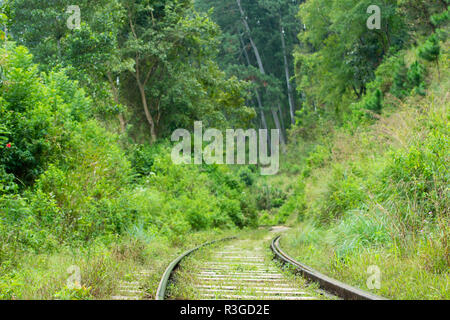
left=9, top=0, right=253, bottom=142
left=295, top=0, right=405, bottom=113
left=63, top=0, right=130, bottom=133
left=196, top=0, right=302, bottom=137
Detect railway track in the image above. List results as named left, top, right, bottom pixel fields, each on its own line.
left=271, top=236, right=386, bottom=300
left=168, top=237, right=322, bottom=300
left=157, top=230, right=386, bottom=300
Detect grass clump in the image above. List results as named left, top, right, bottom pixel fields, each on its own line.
left=277, top=38, right=449, bottom=299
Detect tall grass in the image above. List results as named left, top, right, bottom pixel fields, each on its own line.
left=278, top=40, right=449, bottom=299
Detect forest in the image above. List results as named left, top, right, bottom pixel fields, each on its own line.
left=0, top=0, right=448, bottom=300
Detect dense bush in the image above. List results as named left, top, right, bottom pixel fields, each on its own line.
left=278, top=15, right=449, bottom=295
left=0, top=44, right=258, bottom=267
left=0, top=46, right=90, bottom=186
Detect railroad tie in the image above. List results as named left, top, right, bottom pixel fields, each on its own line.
left=191, top=239, right=318, bottom=300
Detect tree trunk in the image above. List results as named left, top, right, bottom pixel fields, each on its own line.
left=239, top=34, right=268, bottom=130
left=255, top=89, right=268, bottom=130
left=236, top=0, right=285, bottom=145
left=236, top=0, right=265, bottom=75
left=137, top=81, right=157, bottom=143
left=280, top=21, right=295, bottom=125
left=277, top=101, right=286, bottom=134
left=271, top=107, right=286, bottom=147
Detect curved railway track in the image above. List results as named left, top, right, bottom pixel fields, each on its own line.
left=156, top=237, right=236, bottom=300
left=271, top=236, right=387, bottom=300
left=157, top=231, right=387, bottom=300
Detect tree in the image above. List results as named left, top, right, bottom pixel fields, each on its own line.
left=9, top=0, right=253, bottom=142
left=418, top=33, right=441, bottom=80
left=294, top=0, right=405, bottom=115
left=196, top=0, right=303, bottom=137
left=9, top=0, right=71, bottom=66
left=63, top=0, right=130, bottom=133
left=117, top=0, right=252, bottom=142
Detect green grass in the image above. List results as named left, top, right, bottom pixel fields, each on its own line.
left=167, top=229, right=330, bottom=300
left=273, top=40, right=449, bottom=300
left=280, top=227, right=449, bottom=299
left=0, top=229, right=236, bottom=300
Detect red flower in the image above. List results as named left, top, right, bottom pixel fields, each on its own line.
left=6, top=143, right=11, bottom=148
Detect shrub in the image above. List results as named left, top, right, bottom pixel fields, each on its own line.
left=255, top=183, right=286, bottom=211
left=330, top=211, right=391, bottom=259
left=407, top=61, right=426, bottom=96
left=383, top=127, right=448, bottom=226
left=0, top=165, right=17, bottom=194
left=238, top=167, right=255, bottom=186
left=34, top=121, right=132, bottom=240
left=0, top=45, right=91, bottom=185
left=319, top=165, right=368, bottom=223
left=391, top=57, right=409, bottom=98
left=418, top=34, right=441, bottom=65
left=306, top=145, right=331, bottom=168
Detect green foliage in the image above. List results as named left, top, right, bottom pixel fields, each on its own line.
left=0, top=45, right=91, bottom=185
left=129, top=143, right=163, bottom=178
left=431, top=8, right=449, bottom=28
left=9, top=0, right=253, bottom=141
left=1, top=0, right=447, bottom=301
left=385, top=55, right=427, bottom=99
left=0, top=42, right=258, bottom=277
left=238, top=167, right=256, bottom=187
left=196, top=0, right=303, bottom=135
left=35, top=121, right=133, bottom=240
left=391, top=57, right=409, bottom=98
left=365, top=89, right=383, bottom=113
left=407, top=61, right=427, bottom=96
left=318, top=165, right=369, bottom=223
left=398, top=0, right=447, bottom=36
left=383, top=126, right=449, bottom=225
left=306, top=145, right=331, bottom=168
left=329, top=211, right=390, bottom=259
left=53, top=286, right=93, bottom=300
left=293, top=0, right=448, bottom=132
left=418, top=34, right=441, bottom=63
left=0, top=166, right=17, bottom=194
left=255, top=183, right=286, bottom=211
left=295, top=0, right=406, bottom=113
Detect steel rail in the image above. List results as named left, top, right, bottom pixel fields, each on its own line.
left=271, top=235, right=388, bottom=300
left=156, top=236, right=236, bottom=300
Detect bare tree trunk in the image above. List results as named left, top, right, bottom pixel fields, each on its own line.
left=271, top=108, right=286, bottom=146
left=255, top=89, right=268, bottom=130
left=236, top=0, right=265, bottom=75
left=239, top=34, right=268, bottom=130
left=236, top=0, right=285, bottom=145
left=280, top=20, right=295, bottom=125
left=137, top=81, right=157, bottom=143
left=277, top=101, right=286, bottom=133
left=118, top=114, right=126, bottom=133
left=128, top=11, right=157, bottom=143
